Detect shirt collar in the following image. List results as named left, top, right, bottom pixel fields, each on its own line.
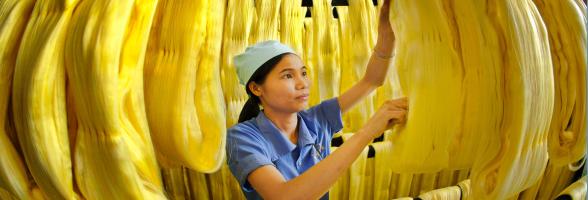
left=296, top=115, right=316, bottom=146
left=255, top=111, right=316, bottom=158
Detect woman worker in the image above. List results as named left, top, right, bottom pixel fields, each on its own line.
left=226, top=0, right=407, bottom=199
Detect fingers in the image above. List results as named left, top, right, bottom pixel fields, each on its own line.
left=390, top=110, right=407, bottom=123
left=374, top=97, right=410, bottom=128
left=382, top=109, right=407, bottom=126
left=395, top=97, right=409, bottom=109
left=383, top=97, right=409, bottom=110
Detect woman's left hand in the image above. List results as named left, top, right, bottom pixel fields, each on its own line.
left=374, top=0, right=395, bottom=57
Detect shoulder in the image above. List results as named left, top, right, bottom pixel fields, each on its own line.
left=300, top=98, right=339, bottom=118
left=228, top=120, right=261, bottom=137
left=299, top=97, right=343, bottom=135
left=225, top=120, right=276, bottom=190
left=299, top=98, right=341, bottom=124
left=227, top=119, right=266, bottom=146
left=226, top=119, right=273, bottom=158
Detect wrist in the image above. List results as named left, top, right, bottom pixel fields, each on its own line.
left=377, top=35, right=394, bottom=45
left=355, top=128, right=376, bottom=144
left=373, top=49, right=393, bottom=60
left=374, top=43, right=394, bottom=59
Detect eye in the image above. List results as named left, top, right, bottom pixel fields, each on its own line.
left=282, top=73, right=293, bottom=79
left=302, top=71, right=307, bottom=77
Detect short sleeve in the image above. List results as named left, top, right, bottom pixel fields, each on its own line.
left=226, top=125, right=274, bottom=192
left=304, top=97, right=344, bottom=136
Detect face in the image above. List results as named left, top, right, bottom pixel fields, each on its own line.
left=249, top=54, right=311, bottom=114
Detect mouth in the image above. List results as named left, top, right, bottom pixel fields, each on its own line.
left=296, top=94, right=309, bottom=101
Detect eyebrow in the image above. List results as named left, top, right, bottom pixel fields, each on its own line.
left=279, top=66, right=307, bottom=73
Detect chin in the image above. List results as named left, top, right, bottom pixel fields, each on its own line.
left=288, top=104, right=305, bottom=112
left=297, top=103, right=309, bottom=111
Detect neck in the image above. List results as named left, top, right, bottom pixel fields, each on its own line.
left=263, top=108, right=298, bottom=144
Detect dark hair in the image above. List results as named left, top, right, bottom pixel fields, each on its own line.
left=238, top=53, right=291, bottom=123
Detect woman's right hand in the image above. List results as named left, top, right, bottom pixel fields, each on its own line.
left=360, top=97, right=408, bottom=140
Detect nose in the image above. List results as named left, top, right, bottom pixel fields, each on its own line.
left=295, top=75, right=309, bottom=90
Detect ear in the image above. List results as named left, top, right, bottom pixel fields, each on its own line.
left=248, top=82, right=263, bottom=97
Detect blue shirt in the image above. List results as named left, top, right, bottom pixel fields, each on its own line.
left=226, top=98, right=343, bottom=200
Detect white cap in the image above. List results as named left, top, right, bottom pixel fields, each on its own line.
left=234, top=40, right=295, bottom=85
